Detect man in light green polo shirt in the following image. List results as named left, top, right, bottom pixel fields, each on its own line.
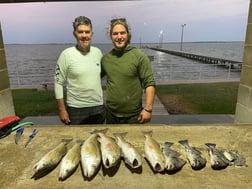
left=54, top=16, right=105, bottom=125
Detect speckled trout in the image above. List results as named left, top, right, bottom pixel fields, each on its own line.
left=163, top=141, right=186, bottom=173
left=113, top=132, right=142, bottom=169
left=58, top=140, right=83, bottom=181
left=142, top=130, right=165, bottom=172
left=205, top=143, right=230, bottom=170
left=97, top=128, right=121, bottom=168
left=33, top=138, right=73, bottom=174
left=178, top=140, right=207, bottom=170
left=81, top=129, right=103, bottom=178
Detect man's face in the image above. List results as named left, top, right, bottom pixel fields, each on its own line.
left=74, top=25, right=93, bottom=53
left=111, top=24, right=128, bottom=50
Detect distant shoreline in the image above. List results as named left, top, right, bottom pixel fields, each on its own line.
left=4, top=41, right=245, bottom=45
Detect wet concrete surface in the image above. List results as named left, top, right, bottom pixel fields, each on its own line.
left=21, top=114, right=234, bottom=125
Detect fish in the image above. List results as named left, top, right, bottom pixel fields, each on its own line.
left=225, top=150, right=248, bottom=167
left=33, top=138, right=73, bottom=175
left=58, top=140, right=83, bottom=181
left=205, top=143, right=230, bottom=170
left=142, top=130, right=165, bottom=173
left=97, top=128, right=121, bottom=169
left=80, top=129, right=103, bottom=178
left=163, top=141, right=186, bottom=173
left=113, top=132, right=142, bottom=169
left=178, top=140, right=206, bottom=170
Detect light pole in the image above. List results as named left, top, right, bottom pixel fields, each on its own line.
left=180, top=24, right=186, bottom=51
left=159, top=30, right=164, bottom=48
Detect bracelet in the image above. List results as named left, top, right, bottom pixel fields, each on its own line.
left=144, top=108, right=152, bottom=113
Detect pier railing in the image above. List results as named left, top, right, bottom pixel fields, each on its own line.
left=148, top=47, right=242, bottom=70
left=152, top=63, right=240, bottom=84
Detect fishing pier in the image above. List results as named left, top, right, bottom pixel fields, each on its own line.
left=148, top=47, right=242, bottom=70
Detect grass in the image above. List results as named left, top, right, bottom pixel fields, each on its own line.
left=12, top=89, right=58, bottom=119
left=11, top=82, right=239, bottom=118
left=155, top=82, right=239, bottom=114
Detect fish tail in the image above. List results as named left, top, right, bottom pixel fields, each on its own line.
left=75, top=139, right=84, bottom=144
left=205, top=143, right=216, bottom=148
left=91, top=128, right=109, bottom=135
left=62, top=137, right=73, bottom=145
left=163, top=142, right=181, bottom=157
left=164, top=141, right=174, bottom=148
left=178, top=139, right=188, bottom=146
left=113, top=132, right=128, bottom=139
left=163, top=141, right=175, bottom=154
left=141, top=130, right=153, bottom=137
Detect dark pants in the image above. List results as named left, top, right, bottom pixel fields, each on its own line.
left=67, top=105, right=106, bottom=125
left=106, top=110, right=141, bottom=124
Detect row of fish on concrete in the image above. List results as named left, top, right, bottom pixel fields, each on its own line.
left=31, top=128, right=247, bottom=181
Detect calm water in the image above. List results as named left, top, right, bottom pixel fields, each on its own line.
left=4, top=42, right=243, bottom=87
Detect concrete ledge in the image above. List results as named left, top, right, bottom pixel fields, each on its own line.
left=21, top=114, right=234, bottom=125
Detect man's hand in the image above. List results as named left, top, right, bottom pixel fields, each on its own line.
left=59, top=110, right=71, bottom=125
left=138, top=109, right=152, bottom=124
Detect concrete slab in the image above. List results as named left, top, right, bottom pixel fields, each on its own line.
left=22, top=115, right=63, bottom=125
left=151, top=114, right=234, bottom=124
left=0, top=125, right=251, bottom=189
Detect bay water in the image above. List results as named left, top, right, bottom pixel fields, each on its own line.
left=4, top=42, right=243, bottom=88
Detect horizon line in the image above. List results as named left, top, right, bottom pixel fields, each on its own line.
left=4, top=40, right=245, bottom=45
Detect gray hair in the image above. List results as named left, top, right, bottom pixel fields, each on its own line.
left=73, top=16, right=92, bottom=31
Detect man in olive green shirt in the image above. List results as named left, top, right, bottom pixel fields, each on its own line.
left=101, top=18, right=155, bottom=124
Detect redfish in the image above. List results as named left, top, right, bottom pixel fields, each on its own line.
left=97, top=128, right=121, bottom=168
left=58, top=140, right=83, bottom=181
left=81, top=129, right=103, bottom=178
left=33, top=138, right=72, bottom=175
left=142, top=130, right=165, bottom=172
left=113, top=132, right=142, bottom=169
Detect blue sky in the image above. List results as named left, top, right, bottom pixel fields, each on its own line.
left=0, top=0, right=250, bottom=44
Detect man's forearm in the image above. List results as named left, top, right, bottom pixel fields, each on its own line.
left=144, top=86, right=155, bottom=111
left=56, top=98, right=67, bottom=112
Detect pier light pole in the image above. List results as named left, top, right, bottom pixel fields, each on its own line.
left=159, top=30, right=164, bottom=48
left=180, top=24, right=186, bottom=51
